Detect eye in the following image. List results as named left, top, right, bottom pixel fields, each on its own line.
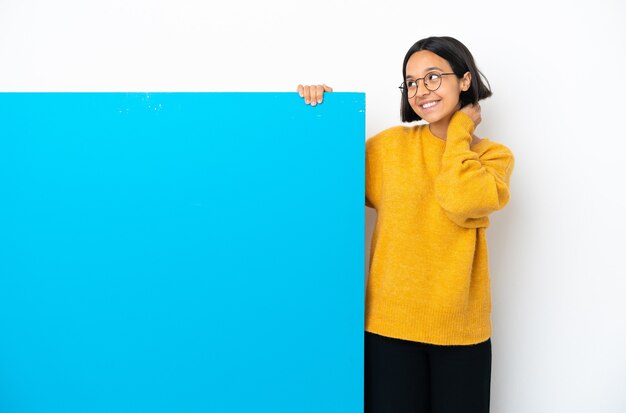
left=426, top=73, right=441, bottom=82
left=406, top=80, right=417, bottom=88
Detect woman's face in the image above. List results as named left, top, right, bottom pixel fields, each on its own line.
left=405, top=50, right=471, bottom=125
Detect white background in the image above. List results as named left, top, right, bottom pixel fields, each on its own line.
left=1, top=0, right=625, bottom=411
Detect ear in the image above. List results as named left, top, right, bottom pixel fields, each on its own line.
left=460, top=72, right=472, bottom=92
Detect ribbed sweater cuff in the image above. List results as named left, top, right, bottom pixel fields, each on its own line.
left=450, top=111, right=476, bottom=135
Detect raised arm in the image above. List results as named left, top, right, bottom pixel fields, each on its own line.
left=434, top=110, right=515, bottom=229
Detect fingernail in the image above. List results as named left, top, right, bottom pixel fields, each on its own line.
left=317, top=99, right=322, bottom=104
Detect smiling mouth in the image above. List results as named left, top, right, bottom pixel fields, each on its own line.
left=421, top=101, right=439, bottom=109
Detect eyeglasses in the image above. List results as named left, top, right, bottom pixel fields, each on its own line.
left=399, top=72, right=456, bottom=98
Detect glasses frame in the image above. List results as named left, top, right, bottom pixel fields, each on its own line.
left=399, top=72, right=457, bottom=98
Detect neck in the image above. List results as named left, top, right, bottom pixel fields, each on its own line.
left=428, top=114, right=453, bottom=141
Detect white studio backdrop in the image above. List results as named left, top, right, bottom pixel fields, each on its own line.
left=1, top=0, right=625, bottom=411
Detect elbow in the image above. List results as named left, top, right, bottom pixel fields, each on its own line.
left=444, top=211, right=491, bottom=229
left=436, top=185, right=510, bottom=227
left=437, top=177, right=510, bottom=215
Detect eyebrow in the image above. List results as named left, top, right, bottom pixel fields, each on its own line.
left=406, top=67, right=445, bottom=80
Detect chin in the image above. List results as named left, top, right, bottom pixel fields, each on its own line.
left=412, top=107, right=443, bottom=124
left=419, top=113, right=442, bottom=124
left=420, top=109, right=456, bottom=125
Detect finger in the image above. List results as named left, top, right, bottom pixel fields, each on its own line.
left=297, top=84, right=304, bottom=97
left=303, top=85, right=311, bottom=104
left=323, top=84, right=333, bottom=92
left=310, top=86, right=318, bottom=106
left=315, top=85, right=325, bottom=104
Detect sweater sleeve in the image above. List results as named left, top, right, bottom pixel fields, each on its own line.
left=434, top=111, right=515, bottom=229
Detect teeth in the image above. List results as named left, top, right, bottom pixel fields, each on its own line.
left=422, top=101, right=438, bottom=109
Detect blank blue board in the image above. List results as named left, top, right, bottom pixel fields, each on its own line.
left=0, top=93, right=365, bottom=413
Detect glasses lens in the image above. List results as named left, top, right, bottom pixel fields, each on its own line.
left=424, top=73, right=441, bottom=91
left=406, top=81, right=417, bottom=98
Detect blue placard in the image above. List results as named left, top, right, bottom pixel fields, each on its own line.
left=0, top=93, right=365, bottom=413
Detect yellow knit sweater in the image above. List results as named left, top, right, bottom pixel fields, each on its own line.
left=365, top=111, right=515, bottom=345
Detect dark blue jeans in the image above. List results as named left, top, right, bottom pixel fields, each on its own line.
left=365, top=331, right=492, bottom=413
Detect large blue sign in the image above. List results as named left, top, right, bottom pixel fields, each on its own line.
left=0, top=93, right=365, bottom=412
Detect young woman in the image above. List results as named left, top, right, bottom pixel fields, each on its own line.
left=298, top=36, right=514, bottom=413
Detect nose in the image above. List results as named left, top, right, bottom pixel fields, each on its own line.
left=415, top=78, right=430, bottom=98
